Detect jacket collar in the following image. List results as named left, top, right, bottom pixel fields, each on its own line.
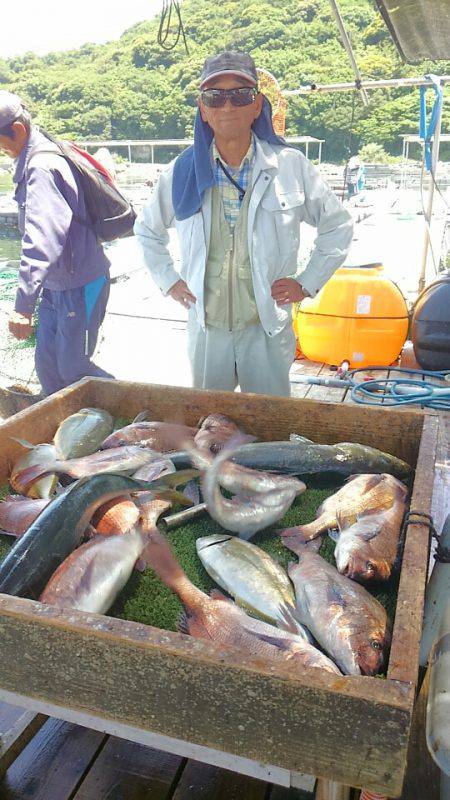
left=252, top=136, right=279, bottom=178
left=13, top=127, right=52, bottom=184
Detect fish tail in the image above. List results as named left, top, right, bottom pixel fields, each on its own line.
left=279, top=521, right=321, bottom=544
left=153, top=488, right=194, bottom=508
left=282, top=532, right=322, bottom=556
left=143, top=530, right=207, bottom=608
left=13, top=463, right=57, bottom=489
left=151, top=469, right=200, bottom=490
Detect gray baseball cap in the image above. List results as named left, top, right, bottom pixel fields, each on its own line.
left=200, top=51, right=257, bottom=89
left=0, top=91, right=23, bottom=129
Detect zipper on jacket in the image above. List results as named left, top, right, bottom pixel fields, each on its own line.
left=228, top=229, right=234, bottom=332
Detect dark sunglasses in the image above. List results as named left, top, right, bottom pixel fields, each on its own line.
left=200, top=87, right=258, bottom=108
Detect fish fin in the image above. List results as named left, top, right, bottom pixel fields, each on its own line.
left=245, top=629, right=293, bottom=651
left=153, top=488, right=193, bottom=508
left=327, top=584, right=347, bottom=608
left=0, top=528, right=19, bottom=538
left=84, top=524, right=97, bottom=541
left=282, top=531, right=322, bottom=555
left=209, top=588, right=231, bottom=602
left=289, top=433, right=314, bottom=444
left=12, top=463, right=55, bottom=490
left=278, top=602, right=304, bottom=635
left=132, top=410, right=150, bottom=423
left=152, top=469, right=200, bottom=489
left=9, top=437, right=35, bottom=449
left=353, top=514, right=386, bottom=541
left=134, top=556, right=147, bottom=573
left=178, top=611, right=190, bottom=635
left=182, top=479, right=201, bottom=505
left=328, top=529, right=340, bottom=543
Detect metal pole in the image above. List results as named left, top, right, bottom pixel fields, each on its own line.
left=128, top=144, right=131, bottom=164
left=306, top=141, right=309, bottom=159
left=283, top=75, right=450, bottom=96
left=327, top=0, right=369, bottom=106
left=151, top=145, right=154, bottom=164
left=418, top=95, right=444, bottom=293
left=319, top=141, right=322, bottom=163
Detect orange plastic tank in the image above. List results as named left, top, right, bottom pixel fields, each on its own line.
left=295, top=264, right=409, bottom=368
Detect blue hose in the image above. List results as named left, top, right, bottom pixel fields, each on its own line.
left=348, top=366, right=450, bottom=410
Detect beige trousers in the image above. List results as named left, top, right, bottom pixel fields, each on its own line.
left=187, top=317, right=295, bottom=397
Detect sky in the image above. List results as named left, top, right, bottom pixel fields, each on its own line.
left=0, top=1, right=164, bottom=58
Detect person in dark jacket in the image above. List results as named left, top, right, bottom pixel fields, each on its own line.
left=0, top=91, right=114, bottom=396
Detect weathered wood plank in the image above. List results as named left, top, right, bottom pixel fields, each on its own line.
left=171, top=759, right=267, bottom=800
left=0, top=701, right=46, bottom=777
left=270, top=786, right=313, bottom=800
left=387, top=414, right=439, bottom=684
left=290, top=359, right=324, bottom=400
left=0, top=718, right=105, bottom=800
left=73, top=736, right=184, bottom=799
left=0, top=596, right=413, bottom=795
left=400, top=667, right=440, bottom=800
left=302, top=365, right=348, bottom=404
left=0, top=378, right=426, bottom=478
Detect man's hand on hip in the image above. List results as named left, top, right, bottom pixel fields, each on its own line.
left=168, top=279, right=197, bottom=309
left=271, top=278, right=308, bottom=306
left=8, top=311, right=33, bottom=340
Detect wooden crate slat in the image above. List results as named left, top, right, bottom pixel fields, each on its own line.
left=0, top=595, right=413, bottom=795
left=387, top=414, right=439, bottom=683
left=303, top=364, right=348, bottom=404
left=171, top=759, right=268, bottom=800
left=0, top=718, right=105, bottom=800
left=0, top=377, right=435, bottom=796
left=0, top=700, right=46, bottom=777
left=290, top=360, right=324, bottom=400
left=73, top=735, right=185, bottom=800
left=270, top=786, right=314, bottom=800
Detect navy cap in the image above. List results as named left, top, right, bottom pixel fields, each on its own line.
left=200, top=51, right=258, bottom=89
left=0, top=91, right=23, bottom=128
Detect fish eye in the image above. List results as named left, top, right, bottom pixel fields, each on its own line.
left=365, top=561, right=375, bottom=572
left=371, top=640, right=382, bottom=651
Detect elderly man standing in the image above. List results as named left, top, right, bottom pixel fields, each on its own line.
left=0, top=91, right=113, bottom=396
left=135, top=52, right=353, bottom=396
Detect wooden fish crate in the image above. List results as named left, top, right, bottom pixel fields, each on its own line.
left=0, top=378, right=439, bottom=796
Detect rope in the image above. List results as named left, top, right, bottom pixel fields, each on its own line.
left=157, top=0, right=189, bottom=53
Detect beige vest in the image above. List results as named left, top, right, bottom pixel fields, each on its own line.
left=204, top=186, right=259, bottom=330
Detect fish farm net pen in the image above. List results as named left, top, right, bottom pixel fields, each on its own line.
left=0, top=479, right=401, bottom=664
left=0, top=269, right=39, bottom=387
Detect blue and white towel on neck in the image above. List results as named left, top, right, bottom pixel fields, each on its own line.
left=172, top=96, right=289, bottom=221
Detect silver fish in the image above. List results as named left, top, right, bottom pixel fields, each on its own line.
left=196, top=534, right=308, bottom=637
left=54, top=408, right=114, bottom=460
left=187, top=445, right=305, bottom=497
left=201, top=444, right=299, bottom=540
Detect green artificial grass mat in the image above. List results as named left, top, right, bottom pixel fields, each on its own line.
left=0, top=476, right=401, bottom=634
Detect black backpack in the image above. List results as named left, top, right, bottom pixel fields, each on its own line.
left=29, top=135, right=136, bottom=242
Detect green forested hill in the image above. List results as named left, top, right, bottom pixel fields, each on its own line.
left=1, top=0, right=449, bottom=161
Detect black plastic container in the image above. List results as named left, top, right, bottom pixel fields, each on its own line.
left=411, top=271, right=450, bottom=370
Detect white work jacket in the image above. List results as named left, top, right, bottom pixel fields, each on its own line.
left=134, top=138, right=353, bottom=338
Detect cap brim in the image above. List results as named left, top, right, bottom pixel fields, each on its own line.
left=200, top=70, right=257, bottom=89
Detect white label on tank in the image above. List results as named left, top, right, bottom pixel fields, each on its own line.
left=356, top=294, right=372, bottom=314
left=352, top=352, right=364, bottom=362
